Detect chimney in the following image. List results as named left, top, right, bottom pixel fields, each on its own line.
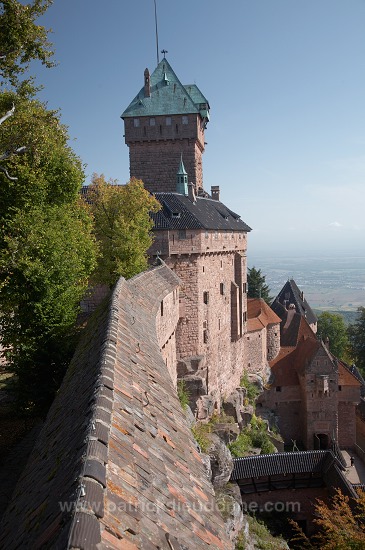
left=211, top=185, right=220, bottom=201
left=144, top=68, right=150, bottom=98
left=188, top=182, right=196, bottom=203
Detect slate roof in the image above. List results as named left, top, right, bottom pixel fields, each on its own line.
left=280, top=312, right=316, bottom=347
left=231, top=451, right=357, bottom=498
left=121, top=58, right=210, bottom=119
left=231, top=450, right=344, bottom=480
left=271, top=279, right=317, bottom=326
left=152, top=192, right=252, bottom=232
left=0, top=264, right=230, bottom=549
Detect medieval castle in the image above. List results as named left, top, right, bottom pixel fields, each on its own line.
left=121, top=56, right=364, bottom=452
left=1, top=57, right=364, bottom=549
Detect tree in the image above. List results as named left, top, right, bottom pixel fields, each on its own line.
left=290, top=488, right=365, bottom=549
left=87, top=174, right=161, bottom=287
left=247, top=266, right=272, bottom=304
left=0, top=1, right=97, bottom=412
left=0, top=0, right=55, bottom=89
left=317, top=311, right=349, bottom=360
left=348, top=306, right=365, bottom=375
left=0, top=202, right=96, bottom=410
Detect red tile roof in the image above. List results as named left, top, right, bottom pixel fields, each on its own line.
left=247, top=298, right=281, bottom=333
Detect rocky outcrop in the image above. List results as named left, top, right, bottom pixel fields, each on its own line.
left=206, top=433, right=234, bottom=488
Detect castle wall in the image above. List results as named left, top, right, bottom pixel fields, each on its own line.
left=258, top=387, right=302, bottom=444
left=300, top=348, right=339, bottom=449
left=242, top=487, right=329, bottom=535
left=357, top=416, right=365, bottom=454
left=124, top=113, right=205, bottom=193
left=244, top=329, right=267, bottom=375
left=156, top=286, right=180, bottom=386
left=338, top=401, right=356, bottom=449
left=159, top=231, right=248, bottom=406
left=149, top=229, right=248, bottom=258
left=267, top=324, right=280, bottom=361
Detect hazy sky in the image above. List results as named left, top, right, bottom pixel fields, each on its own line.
left=30, top=0, right=365, bottom=256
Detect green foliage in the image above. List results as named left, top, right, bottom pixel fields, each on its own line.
left=0, top=0, right=55, bottom=90
left=87, top=174, right=161, bottom=287
left=240, top=370, right=260, bottom=403
left=235, top=530, right=247, bottom=550
left=317, top=311, right=349, bottom=360
left=0, top=92, right=83, bottom=202
left=191, top=423, right=211, bottom=453
left=348, top=306, right=365, bottom=376
left=229, top=415, right=276, bottom=457
left=247, top=266, right=273, bottom=304
left=177, top=379, right=190, bottom=410
left=191, top=412, right=236, bottom=452
left=247, top=515, right=287, bottom=549
left=0, top=202, right=96, bottom=412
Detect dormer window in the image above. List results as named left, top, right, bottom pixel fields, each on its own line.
left=171, top=212, right=181, bottom=218
left=133, top=118, right=140, bottom=127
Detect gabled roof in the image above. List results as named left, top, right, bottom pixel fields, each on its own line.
left=152, top=192, right=252, bottom=232
left=271, top=279, right=317, bottom=326
left=247, top=298, right=281, bottom=332
left=121, top=58, right=210, bottom=119
left=281, top=313, right=316, bottom=347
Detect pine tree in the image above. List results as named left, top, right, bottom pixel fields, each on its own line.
left=247, top=266, right=273, bottom=305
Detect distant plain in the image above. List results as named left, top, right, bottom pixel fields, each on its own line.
left=248, top=254, right=365, bottom=317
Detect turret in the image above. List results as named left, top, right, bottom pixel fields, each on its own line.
left=176, top=156, right=188, bottom=195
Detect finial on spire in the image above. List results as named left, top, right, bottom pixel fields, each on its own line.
left=161, top=49, right=168, bottom=58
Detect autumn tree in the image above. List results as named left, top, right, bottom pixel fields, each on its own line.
left=348, top=306, right=365, bottom=376
left=317, top=311, right=349, bottom=360
left=88, top=174, right=161, bottom=287
left=247, top=266, right=273, bottom=304
left=290, top=488, right=365, bottom=549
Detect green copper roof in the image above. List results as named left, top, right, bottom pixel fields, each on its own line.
left=177, top=155, right=187, bottom=175
left=121, top=58, right=210, bottom=119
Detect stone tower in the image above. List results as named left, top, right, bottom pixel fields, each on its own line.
left=121, top=58, right=210, bottom=194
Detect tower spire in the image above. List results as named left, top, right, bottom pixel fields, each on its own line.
left=176, top=154, right=188, bottom=195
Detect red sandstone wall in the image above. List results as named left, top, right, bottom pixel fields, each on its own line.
left=156, top=287, right=180, bottom=386
left=244, top=329, right=266, bottom=374
left=356, top=414, right=365, bottom=451
left=124, top=114, right=205, bottom=193
left=338, top=402, right=356, bottom=448
left=161, top=232, right=248, bottom=406
left=267, top=324, right=280, bottom=361
left=243, top=487, right=329, bottom=535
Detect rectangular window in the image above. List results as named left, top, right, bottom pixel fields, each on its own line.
left=182, top=115, right=188, bottom=125
left=220, top=282, right=225, bottom=295
left=276, top=386, right=282, bottom=392
left=160, top=300, right=164, bottom=316
left=203, top=329, right=208, bottom=344
left=178, top=229, right=187, bottom=240
left=133, top=118, right=140, bottom=127
left=166, top=117, right=172, bottom=125
left=203, top=291, right=209, bottom=304
left=149, top=118, right=155, bottom=126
